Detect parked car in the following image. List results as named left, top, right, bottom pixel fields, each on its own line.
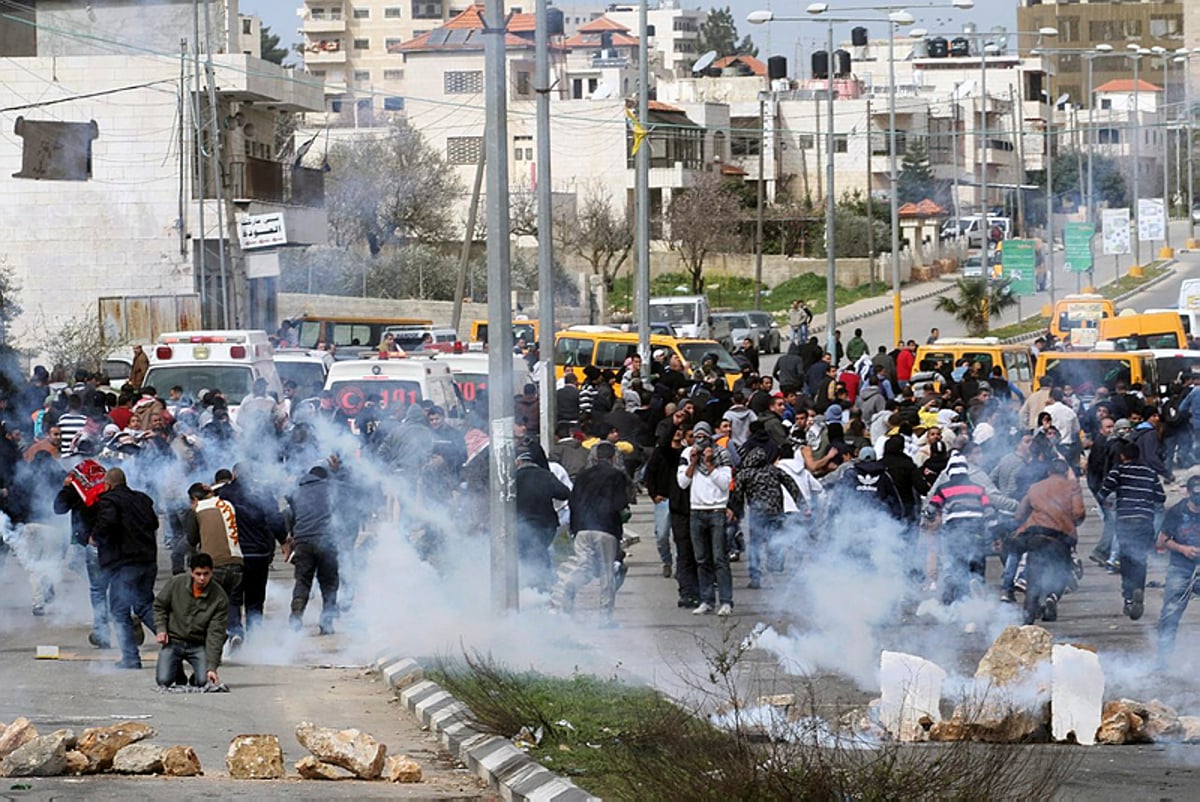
left=746, top=310, right=782, bottom=353
left=712, top=312, right=760, bottom=351
left=1191, top=203, right=1200, bottom=225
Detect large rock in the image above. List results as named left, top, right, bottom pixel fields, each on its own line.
left=1095, top=711, right=1131, bottom=745
left=878, top=651, right=947, bottom=742
left=959, top=625, right=1053, bottom=743
left=384, top=755, right=423, bottom=783
left=295, top=722, right=386, bottom=780
left=1178, top=715, right=1200, bottom=744
left=0, top=718, right=39, bottom=759
left=112, top=743, right=165, bottom=775
left=63, top=751, right=88, bottom=775
left=1051, top=644, right=1105, bottom=746
left=226, top=734, right=285, bottom=780
left=296, top=755, right=354, bottom=780
left=162, top=745, right=203, bottom=777
left=1096, top=700, right=1148, bottom=745
left=1141, top=699, right=1183, bottom=742
left=77, top=721, right=156, bottom=772
left=0, top=729, right=74, bottom=777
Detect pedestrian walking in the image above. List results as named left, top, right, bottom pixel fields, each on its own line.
left=1011, top=459, right=1086, bottom=624
left=285, top=464, right=341, bottom=635
left=1098, top=442, right=1167, bottom=620
left=1157, top=475, right=1200, bottom=663
left=678, top=421, right=734, bottom=616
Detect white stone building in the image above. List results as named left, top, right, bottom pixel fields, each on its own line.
left=0, top=0, right=324, bottom=344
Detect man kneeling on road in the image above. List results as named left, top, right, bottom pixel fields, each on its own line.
left=152, top=552, right=228, bottom=688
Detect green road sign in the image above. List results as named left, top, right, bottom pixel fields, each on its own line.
left=1063, top=221, right=1095, bottom=274
left=1003, top=239, right=1037, bottom=296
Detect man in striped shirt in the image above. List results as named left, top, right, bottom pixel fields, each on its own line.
left=55, top=394, right=88, bottom=456
left=1098, top=442, right=1167, bottom=620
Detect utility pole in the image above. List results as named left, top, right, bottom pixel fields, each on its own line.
left=535, top=0, right=556, bottom=449
left=451, top=151, right=485, bottom=336
left=484, top=0, right=518, bottom=613
left=866, top=97, right=875, bottom=295
left=635, top=0, right=650, bottom=378
left=1010, top=86, right=1025, bottom=238
left=824, top=20, right=836, bottom=358
left=754, top=94, right=765, bottom=310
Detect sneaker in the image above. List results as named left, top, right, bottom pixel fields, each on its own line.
left=692, top=602, right=714, bottom=615
left=1123, top=599, right=1134, bottom=618
left=747, top=579, right=762, bottom=589
left=228, top=634, right=244, bottom=651
left=289, top=614, right=304, bottom=632
left=662, top=563, right=672, bottom=578
left=131, top=616, right=145, bottom=646
left=114, top=659, right=142, bottom=670
left=677, top=598, right=698, bottom=609
left=1041, top=595, right=1058, bottom=622
left=1014, top=576, right=1027, bottom=592
left=729, top=551, right=741, bottom=562
left=999, top=589, right=1017, bottom=604
left=1129, top=589, right=1144, bottom=621
left=1088, top=553, right=1108, bottom=567
left=31, top=604, right=44, bottom=617
left=318, top=623, right=335, bottom=636
left=716, top=603, right=733, bottom=617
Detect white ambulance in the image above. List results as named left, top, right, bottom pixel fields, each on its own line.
left=143, top=330, right=282, bottom=419
left=323, top=355, right=464, bottom=427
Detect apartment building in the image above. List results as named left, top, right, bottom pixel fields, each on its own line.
left=0, top=1, right=324, bottom=336
left=605, top=2, right=705, bottom=77
left=1018, top=0, right=1185, bottom=108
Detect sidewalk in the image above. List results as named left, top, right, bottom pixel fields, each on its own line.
left=805, top=278, right=956, bottom=338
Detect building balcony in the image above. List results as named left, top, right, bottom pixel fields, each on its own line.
left=301, top=17, right=346, bottom=34
left=304, top=46, right=347, bottom=65
left=197, top=157, right=324, bottom=209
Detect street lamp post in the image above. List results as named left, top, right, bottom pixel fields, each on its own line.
left=1154, top=46, right=1173, bottom=252
left=1128, top=46, right=1147, bottom=267
left=1176, top=49, right=1197, bottom=246
left=1084, top=45, right=1115, bottom=225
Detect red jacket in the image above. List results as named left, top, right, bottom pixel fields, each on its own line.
left=896, top=349, right=915, bottom=382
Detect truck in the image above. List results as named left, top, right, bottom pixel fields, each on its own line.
left=648, top=296, right=732, bottom=350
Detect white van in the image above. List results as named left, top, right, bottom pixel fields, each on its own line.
left=144, top=330, right=281, bottom=419
left=274, top=348, right=334, bottom=396
left=649, top=295, right=732, bottom=346
left=323, top=356, right=464, bottom=426
left=436, top=352, right=531, bottom=409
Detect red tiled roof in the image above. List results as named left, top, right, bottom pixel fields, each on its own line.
left=1095, top=79, right=1162, bottom=93
left=719, top=164, right=747, bottom=176
left=562, top=31, right=640, bottom=48
left=507, top=12, right=537, bottom=33
left=444, top=4, right=485, bottom=29
left=649, top=100, right=685, bottom=113
left=394, top=5, right=543, bottom=52
left=711, top=55, right=767, bottom=77
left=576, top=17, right=630, bottom=33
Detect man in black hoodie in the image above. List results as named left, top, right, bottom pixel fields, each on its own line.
left=882, top=434, right=929, bottom=523
left=217, top=464, right=288, bottom=633
left=93, top=467, right=159, bottom=669
left=514, top=450, right=571, bottom=590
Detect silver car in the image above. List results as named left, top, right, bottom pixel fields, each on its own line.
left=713, top=312, right=760, bottom=350
left=746, top=310, right=782, bottom=353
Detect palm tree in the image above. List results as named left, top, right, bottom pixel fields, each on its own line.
left=934, top=278, right=1018, bottom=336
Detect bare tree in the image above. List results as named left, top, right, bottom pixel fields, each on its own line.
left=666, top=172, right=742, bottom=293
left=325, top=120, right=462, bottom=256
left=555, top=182, right=633, bottom=293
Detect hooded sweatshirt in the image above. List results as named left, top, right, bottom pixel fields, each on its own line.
left=722, top=404, right=757, bottom=448
left=678, top=442, right=732, bottom=510
left=286, top=470, right=334, bottom=542
left=730, top=447, right=803, bottom=517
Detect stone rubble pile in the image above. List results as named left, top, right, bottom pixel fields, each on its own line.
left=870, top=625, right=1200, bottom=746
left=0, top=718, right=425, bottom=781
left=0, top=720, right=201, bottom=778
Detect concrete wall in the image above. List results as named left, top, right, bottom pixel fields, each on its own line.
left=37, top=0, right=235, bottom=56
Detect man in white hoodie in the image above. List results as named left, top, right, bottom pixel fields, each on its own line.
left=678, top=421, right=734, bottom=616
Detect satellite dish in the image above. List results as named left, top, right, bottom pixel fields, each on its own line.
left=1056, top=92, right=1070, bottom=107
left=693, top=50, right=718, bottom=75
left=591, top=82, right=614, bottom=100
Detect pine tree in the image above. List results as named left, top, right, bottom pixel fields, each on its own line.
left=896, top=138, right=938, bottom=204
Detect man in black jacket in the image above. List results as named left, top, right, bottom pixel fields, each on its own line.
left=514, top=450, right=571, bottom=590
left=93, top=467, right=159, bottom=669
left=217, top=464, right=287, bottom=634
left=550, top=442, right=630, bottom=621
left=285, top=463, right=340, bottom=635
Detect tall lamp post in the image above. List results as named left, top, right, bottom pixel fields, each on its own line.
left=751, top=0, right=972, bottom=352
left=1127, top=45, right=1148, bottom=268
left=1083, top=44, right=1115, bottom=224
left=1176, top=49, right=1197, bottom=247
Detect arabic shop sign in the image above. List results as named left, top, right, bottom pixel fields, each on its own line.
left=236, top=212, right=287, bottom=250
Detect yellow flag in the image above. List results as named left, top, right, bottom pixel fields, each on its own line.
left=625, top=107, right=647, bottom=156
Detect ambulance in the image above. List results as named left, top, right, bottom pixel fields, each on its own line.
left=142, top=330, right=282, bottom=421
left=323, top=355, right=465, bottom=427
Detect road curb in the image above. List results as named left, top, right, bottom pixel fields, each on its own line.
left=810, top=281, right=957, bottom=337
left=999, top=261, right=1179, bottom=345
left=373, top=655, right=599, bottom=802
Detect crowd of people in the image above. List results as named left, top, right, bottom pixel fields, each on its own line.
left=3, top=317, right=1200, bottom=681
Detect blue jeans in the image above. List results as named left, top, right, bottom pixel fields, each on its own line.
left=653, top=499, right=672, bottom=566
left=1158, top=559, right=1200, bottom=657
left=85, top=544, right=112, bottom=646
left=1117, top=518, right=1157, bottom=603
left=156, top=640, right=208, bottom=687
left=690, top=509, right=732, bottom=607
left=747, top=511, right=785, bottom=584
left=108, top=562, right=158, bottom=664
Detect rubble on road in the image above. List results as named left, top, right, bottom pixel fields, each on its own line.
left=0, top=728, right=74, bottom=777
left=77, top=721, right=156, bottom=772
left=295, top=722, right=387, bottom=780
left=296, top=754, right=354, bottom=780
left=162, top=745, right=203, bottom=777
left=112, top=743, right=165, bottom=775
left=384, top=755, right=423, bottom=783
left=0, top=718, right=39, bottom=759
left=226, top=734, right=286, bottom=779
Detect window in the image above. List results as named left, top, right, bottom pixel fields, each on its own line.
left=1150, top=15, right=1183, bottom=40
left=514, top=135, right=533, bottom=161
left=515, top=70, right=531, bottom=96
left=673, top=18, right=696, bottom=32
left=1100, top=98, right=1112, bottom=110
left=444, top=70, right=483, bottom=93
left=330, top=98, right=344, bottom=113
left=330, top=6, right=343, bottom=20
left=354, top=70, right=370, bottom=81
left=384, top=69, right=405, bottom=80
left=447, top=136, right=484, bottom=164
left=353, top=38, right=370, bottom=50
left=1098, top=128, right=1120, bottom=144
left=834, top=134, right=848, bottom=153
left=242, top=18, right=252, bottom=35
left=1058, top=53, right=1080, bottom=72
left=386, top=37, right=403, bottom=50
left=353, top=8, right=369, bottom=18
left=412, top=0, right=443, bottom=19
left=384, top=96, right=405, bottom=111
left=311, top=7, right=326, bottom=20
left=673, top=41, right=695, bottom=53
left=572, top=78, right=583, bottom=99
left=357, top=98, right=372, bottom=112
left=309, top=69, right=327, bottom=78
left=1058, top=16, right=1079, bottom=43
left=595, top=340, right=637, bottom=369
left=730, top=121, right=761, bottom=156
left=796, top=134, right=814, bottom=149
left=555, top=337, right=593, bottom=368
left=385, top=6, right=402, bottom=18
